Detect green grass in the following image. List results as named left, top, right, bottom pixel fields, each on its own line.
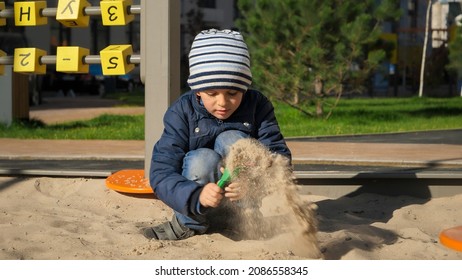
left=103, top=89, right=145, bottom=106
left=0, top=114, right=144, bottom=140
left=1, top=97, right=461, bottom=140
left=275, top=97, right=462, bottom=137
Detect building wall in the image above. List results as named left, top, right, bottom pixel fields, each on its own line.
left=180, top=0, right=238, bottom=53
left=396, top=0, right=462, bottom=91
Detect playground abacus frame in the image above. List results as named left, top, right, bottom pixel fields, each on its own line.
left=0, top=0, right=181, bottom=186
left=0, top=0, right=141, bottom=75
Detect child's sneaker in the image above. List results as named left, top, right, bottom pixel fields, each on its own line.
left=141, top=215, right=195, bottom=240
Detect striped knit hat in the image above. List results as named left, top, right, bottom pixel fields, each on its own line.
left=187, top=29, right=252, bottom=93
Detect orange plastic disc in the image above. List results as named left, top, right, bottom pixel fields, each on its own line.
left=105, top=169, right=154, bottom=194
left=439, top=226, right=462, bottom=252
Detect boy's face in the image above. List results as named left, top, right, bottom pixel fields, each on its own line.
left=197, top=89, right=244, bottom=120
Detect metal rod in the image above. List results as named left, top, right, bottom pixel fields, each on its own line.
left=0, top=56, right=14, bottom=65
left=84, top=55, right=101, bottom=64
left=129, top=5, right=141, bottom=15
left=83, top=6, right=101, bottom=16
left=129, top=55, right=141, bottom=64
left=0, top=8, right=14, bottom=18
left=0, top=54, right=141, bottom=65
left=41, top=8, right=57, bottom=17
left=0, top=5, right=141, bottom=19
left=40, top=55, right=57, bottom=65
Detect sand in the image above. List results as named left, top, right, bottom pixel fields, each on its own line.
left=222, top=138, right=319, bottom=258
left=1, top=174, right=461, bottom=260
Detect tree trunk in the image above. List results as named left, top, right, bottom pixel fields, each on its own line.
left=314, top=75, right=323, bottom=117
left=316, top=100, right=323, bottom=117
left=419, top=0, right=432, bottom=98
left=293, top=91, right=299, bottom=105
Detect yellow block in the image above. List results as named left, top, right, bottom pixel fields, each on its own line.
left=101, top=0, right=134, bottom=26
left=14, top=1, right=48, bottom=26
left=56, top=0, right=90, bottom=27
left=0, top=2, right=6, bottom=26
left=14, top=48, right=47, bottom=74
left=0, top=49, right=6, bottom=75
left=56, top=46, right=89, bottom=73
left=100, top=44, right=134, bottom=75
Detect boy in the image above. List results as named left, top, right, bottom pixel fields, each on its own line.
left=142, top=29, right=291, bottom=240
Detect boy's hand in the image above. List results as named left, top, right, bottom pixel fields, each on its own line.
left=199, top=183, right=224, bottom=208
left=224, top=182, right=246, bottom=201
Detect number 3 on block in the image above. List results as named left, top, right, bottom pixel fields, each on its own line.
left=101, top=0, right=134, bottom=26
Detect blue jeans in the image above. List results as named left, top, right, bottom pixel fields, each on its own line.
left=175, top=130, right=248, bottom=233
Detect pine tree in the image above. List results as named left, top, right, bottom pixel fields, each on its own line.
left=447, top=25, right=462, bottom=95
left=237, top=0, right=401, bottom=117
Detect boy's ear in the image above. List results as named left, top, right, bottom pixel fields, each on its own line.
left=195, top=92, right=202, bottom=102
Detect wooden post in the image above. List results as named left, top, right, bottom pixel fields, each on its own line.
left=12, top=73, right=30, bottom=120
left=140, top=0, right=180, bottom=176
left=0, top=66, right=13, bottom=126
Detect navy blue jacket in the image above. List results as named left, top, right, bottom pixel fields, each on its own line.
left=149, top=89, right=291, bottom=216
